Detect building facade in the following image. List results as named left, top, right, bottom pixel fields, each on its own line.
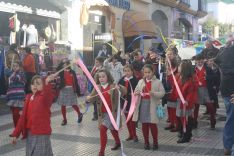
left=151, top=0, right=208, bottom=41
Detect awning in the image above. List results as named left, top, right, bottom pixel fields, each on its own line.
left=80, top=0, right=116, bottom=29
left=0, top=0, right=62, bottom=19
left=122, top=11, right=157, bottom=38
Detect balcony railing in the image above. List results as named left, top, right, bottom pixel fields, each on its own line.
left=179, top=0, right=190, bottom=7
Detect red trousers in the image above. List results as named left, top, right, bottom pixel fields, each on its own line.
left=142, top=123, right=158, bottom=145
left=167, top=107, right=178, bottom=128
left=194, top=103, right=216, bottom=126
left=10, top=107, right=20, bottom=127
left=61, top=105, right=81, bottom=121
left=99, top=124, right=120, bottom=154
left=124, top=113, right=137, bottom=139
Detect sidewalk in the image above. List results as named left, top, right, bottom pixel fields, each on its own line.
left=0, top=96, right=226, bottom=156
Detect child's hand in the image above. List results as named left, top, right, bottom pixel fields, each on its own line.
left=115, top=84, right=120, bottom=90
left=11, top=137, right=17, bottom=145
left=86, top=95, right=91, bottom=102
left=134, top=90, right=140, bottom=96
left=150, top=91, right=155, bottom=96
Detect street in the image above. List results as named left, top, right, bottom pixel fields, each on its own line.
left=0, top=96, right=226, bottom=156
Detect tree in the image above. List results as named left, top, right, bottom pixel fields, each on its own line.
left=219, top=23, right=232, bottom=36
left=202, top=16, right=218, bottom=36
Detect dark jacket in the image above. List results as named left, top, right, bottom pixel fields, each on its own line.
left=205, top=64, right=220, bottom=102
left=200, top=46, right=219, bottom=59
left=214, top=45, right=234, bottom=97
left=118, top=76, right=138, bottom=112
left=58, top=69, right=80, bottom=95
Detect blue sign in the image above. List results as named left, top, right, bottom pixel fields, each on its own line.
left=105, top=0, right=130, bottom=10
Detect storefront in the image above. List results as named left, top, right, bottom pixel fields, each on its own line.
left=0, top=0, right=72, bottom=71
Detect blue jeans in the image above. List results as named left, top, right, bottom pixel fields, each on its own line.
left=223, top=96, right=234, bottom=154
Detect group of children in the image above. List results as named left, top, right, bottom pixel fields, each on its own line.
left=5, top=46, right=220, bottom=156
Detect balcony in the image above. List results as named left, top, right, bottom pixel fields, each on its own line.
left=153, top=0, right=178, bottom=7
left=197, top=0, right=208, bottom=17
left=177, top=0, right=190, bottom=10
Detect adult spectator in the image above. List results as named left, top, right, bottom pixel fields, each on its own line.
left=200, top=40, right=219, bottom=60
left=22, top=47, right=36, bottom=93
left=131, top=50, right=144, bottom=80
left=214, top=43, right=234, bottom=155
left=6, top=44, right=20, bottom=69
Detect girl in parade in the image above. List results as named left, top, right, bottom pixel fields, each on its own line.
left=57, top=59, right=83, bottom=126
left=176, top=60, right=197, bottom=143
left=10, top=74, right=56, bottom=156
left=193, top=55, right=216, bottom=129
left=86, top=69, right=126, bottom=156
left=118, top=64, right=139, bottom=142
left=133, top=64, right=165, bottom=150
left=164, top=48, right=179, bottom=132
left=5, top=62, right=25, bottom=128
left=89, top=56, right=105, bottom=121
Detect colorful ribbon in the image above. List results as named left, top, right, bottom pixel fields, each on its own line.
left=76, top=58, right=119, bottom=130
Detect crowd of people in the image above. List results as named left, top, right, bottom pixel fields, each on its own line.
left=2, top=38, right=234, bottom=156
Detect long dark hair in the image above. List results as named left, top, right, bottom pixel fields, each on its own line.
left=179, top=59, right=194, bottom=84
left=95, top=69, right=114, bottom=84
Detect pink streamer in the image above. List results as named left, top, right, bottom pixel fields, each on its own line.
left=126, top=82, right=139, bottom=123
left=76, top=58, right=119, bottom=130
left=121, top=100, right=128, bottom=116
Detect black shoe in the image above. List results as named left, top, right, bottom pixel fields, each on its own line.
left=178, top=133, right=183, bottom=138
left=61, top=120, right=67, bottom=126
left=133, top=137, right=139, bottom=142
left=210, top=125, right=215, bottom=130
left=92, top=116, right=98, bottom=121
left=152, top=144, right=158, bottom=150
left=164, top=125, right=174, bottom=130
left=125, top=137, right=133, bottom=141
left=144, top=144, right=150, bottom=150
left=77, top=113, right=83, bottom=123
left=177, top=137, right=190, bottom=143
left=111, top=144, right=121, bottom=150
left=193, top=122, right=198, bottom=129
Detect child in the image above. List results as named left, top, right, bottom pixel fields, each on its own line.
left=193, top=55, right=216, bottom=129
left=5, top=62, right=25, bottom=127
left=131, top=51, right=144, bottom=80
left=86, top=69, right=126, bottom=156
left=206, top=58, right=220, bottom=114
left=57, top=59, right=83, bottom=126
left=118, top=65, right=139, bottom=142
left=133, top=64, right=165, bottom=150
left=103, top=54, right=123, bottom=84
left=10, top=74, right=56, bottom=156
left=176, top=59, right=197, bottom=143
left=164, top=48, right=179, bottom=132
left=89, top=57, right=105, bottom=121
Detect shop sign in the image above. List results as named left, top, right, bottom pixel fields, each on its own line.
left=93, top=33, right=112, bottom=59
left=105, top=0, right=130, bottom=10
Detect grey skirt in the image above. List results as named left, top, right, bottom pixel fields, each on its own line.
left=26, top=131, right=53, bottom=156
left=102, top=112, right=114, bottom=130
left=176, top=102, right=194, bottom=117
left=57, top=86, right=78, bottom=106
left=7, top=100, right=24, bottom=108
left=197, top=87, right=211, bottom=104
left=167, top=101, right=177, bottom=108
left=139, top=99, right=151, bottom=123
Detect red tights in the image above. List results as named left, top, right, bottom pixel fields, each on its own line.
left=124, top=113, right=137, bottom=139
left=10, top=107, right=20, bottom=127
left=167, top=107, right=178, bottom=128
left=61, top=105, right=81, bottom=121
left=142, top=123, right=158, bottom=145
left=99, top=124, right=120, bottom=154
